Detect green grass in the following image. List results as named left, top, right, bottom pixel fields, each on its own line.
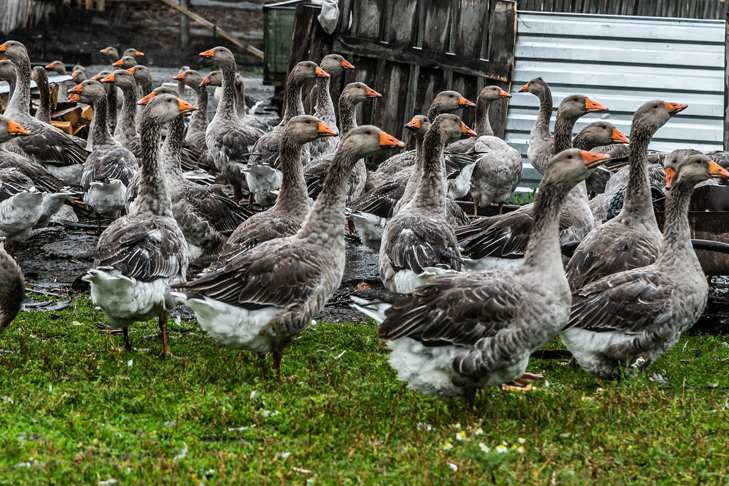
left=1, top=298, right=729, bottom=484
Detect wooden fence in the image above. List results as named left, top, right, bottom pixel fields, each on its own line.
left=288, top=0, right=518, bottom=143
left=516, top=0, right=729, bottom=19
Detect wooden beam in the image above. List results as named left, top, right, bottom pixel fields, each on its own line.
left=724, top=11, right=729, bottom=150
left=157, top=0, right=263, bottom=59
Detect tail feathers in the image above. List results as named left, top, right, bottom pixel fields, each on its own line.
left=350, top=295, right=390, bottom=325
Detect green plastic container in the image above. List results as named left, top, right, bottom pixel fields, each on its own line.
left=263, top=0, right=304, bottom=86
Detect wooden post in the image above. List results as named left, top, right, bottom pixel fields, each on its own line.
left=487, top=0, right=517, bottom=139
left=180, top=0, right=190, bottom=49
left=725, top=12, right=729, bottom=150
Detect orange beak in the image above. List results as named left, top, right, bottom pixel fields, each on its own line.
left=611, top=127, right=629, bottom=144
left=405, top=116, right=421, bottom=130
left=317, top=121, right=338, bottom=137
left=68, top=93, right=81, bottom=102
left=584, top=97, right=608, bottom=112
left=0, top=43, right=8, bottom=53
left=708, top=160, right=729, bottom=180
left=173, top=71, right=186, bottom=81
left=379, top=130, right=405, bottom=149
left=498, top=88, right=511, bottom=98
left=580, top=150, right=610, bottom=168
left=518, top=82, right=529, bottom=93
left=199, top=49, right=215, bottom=58
left=364, top=85, right=381, bottom=98
left=178, top=98, right=196, bottom=114
left=6, top=120, right=29, bottom=136
left=132, top=49, right=144, bottom=57
left=458, top=96, right=476, bottom=107
left=460, top=121, right=477, bottom=138
left=44, top=62, right=54, bottom=70
left=664, top=167, right=676, bottom=190
left=664, top=102, right=688, bottom=115
left=340, top=59, right=355, bottom=70
left=100, top=73, right=115, bottom=83
left=126, top=67, right=138, bottom=75
left=71, top=71, right=79, bottom=81
left=314, top=66, right=330, bottom=78
left=137, top=92, right=156, bottom=106
left=68, top=84, right=83, bottom=95
left=112, top=59, right=124, bottom=67
left=200, top=76, right=210, bottom=87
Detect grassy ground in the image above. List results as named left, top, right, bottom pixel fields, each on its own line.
left=1, top=298, right=729, bottom=484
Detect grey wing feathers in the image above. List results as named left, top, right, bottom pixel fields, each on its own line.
left=0, top=168, right=34, bottom=200
left=456, top=208, right=534, bottom=259
left=384, top=216, right=462, bottom=274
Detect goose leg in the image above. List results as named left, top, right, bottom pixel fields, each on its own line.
left=463, top=386, right=476, bottom=409
left=257, top=352, right=269, bottom=378
left=158, top=311, right=171, bottom=358
left=272, top=349, right=283, bottom=380
left=122, top=327, right=133, bottom=352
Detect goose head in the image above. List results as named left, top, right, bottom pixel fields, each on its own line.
left=0, top=115, right=30, bottom=143
left=127, top=65, right=152, bottom=88
left=99, top=46, right=119, bottom=61
left=174, top=68, right=204, bottom=90
left=71, top=66, right=88, bottom=83
left=113, top=55, right=137, bottom=69
left=123, top=48, right=145, bottom=59
left=286, top=115, right=338, bottom=144
left=100, top=69, right=137, bottom=91
left=664, top=153, right=729, bottom=191
left=431, top=90, right=476, bottom=114
left=430, top=113, right=477, bottom=144
left=0, top=41, right=28, bottom=64
left=518, top=77, right=549, bottom=97
left=68, top=79, right=107, bottom=104
left=318, top=54, right=355, bottom=78
left=405, top=114, right=431, bottom=137
left=31, top=66, right=47, bottom=83
left=557, top=95, right=608, bottom=120
left=288, top=60, right=330, bottom=83
left=632, top=99, right=688, bottom=138
left=138, top=93, right=196, bottom=123
left=199, top=46, right=238, bottom=68
left=543, top=148, right=611, bottom=189
left=478, top=85, right=511, bottom=102
left=44, top=60, right=66, bottom=74
left=340, top=125, right=404, bottom=158
left=576, top=121, right=629, bottom=147
left=0, top=60, right=16, bottom=83
left=340, top=82, right=381, bottom=105
left=200, top=70, right=222, bottom=88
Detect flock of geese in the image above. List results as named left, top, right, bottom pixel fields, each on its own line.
left=0, top=39, right=726, bottom=405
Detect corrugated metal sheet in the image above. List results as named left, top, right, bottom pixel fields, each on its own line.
left=506, top=11, right=725, bottom=188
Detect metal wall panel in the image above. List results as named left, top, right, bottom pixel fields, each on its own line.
left=506, top=12, right=725, bottom=188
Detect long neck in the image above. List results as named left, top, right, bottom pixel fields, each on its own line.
left=475, top=97, right=494, bottom=136
left=553, top=114, right=578, bottom=153
left=398, top=134, right=425, bottom=207
left=218, top=63, right=238, bottom=119
left=35, top=70, right=51, bottom=123
left=134, top=116, right=172, bottom=217
left=91, top=95, right=112, bottom=146
left=298, top=143, right=359, bottom=238
left=235, top=79, right=246, bottom=117
left=656, top=183, right=694, bottom=267
left=619, top=125, right=656, bottom=224
left=410, top=127, right=446, bottom=214
left=339, top=96, right=357, bottom=133
left=7, top=54, right=31, bottom=115
left=523, top=182, right=568, bottom=271
left=106, top=83, right=118, bottom=134
left=314, top=76, right=334, bottom=117
left=188, top=85, right=208, bottom=133
left=161, top=114, right=185, bottom=174
left=274, top=135, right=309, bottom=213
left=116, top=83, right=138, bottom=138
left=5, top=78, right=16, bottom=100
left=280, top=74, right=301, bottom=124
left=534, top=86, right=553, bottom=136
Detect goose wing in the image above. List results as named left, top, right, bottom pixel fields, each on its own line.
left=384, top=215, right=462, bottom=273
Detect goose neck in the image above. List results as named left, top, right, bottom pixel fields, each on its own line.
left=338, top=96, right=358, bottom=134
left=524, top=181, right=569, bottom=272
left=162, top=114, right=185, bottom=175
left=188, top=85, right=209, bottom=134
left=117, top=84, right=138, bottom=139
left=619, top=126, right=657, bottom=224
left=91, top=95, right=113, bottom=146
left=280, top=72, right=303, bottom=124
left=535, top=86, right=553, bottom=135
left=475, top=97, right=494, bottom=137
left=314, top=76, right=334, bottom=118
left=553, top=114, right=578, bottom=153
left=134, top=116, right=173, bottom=217
left=217, top=63, right=238, bottom=120
left=274, top=135, right=309, bottom=214
left=657, top=183, right=694, bottom=267
left=410, top=128, right=446, bottom=215
left=6, top=53, right=31, bottom=116
left=34, top=69, right=51, bottom=123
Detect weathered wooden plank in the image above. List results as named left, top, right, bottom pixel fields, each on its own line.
left=422, top=0, right=453, bottom=52
left=454, top=0, right=490, bottom=59
left=724, top=12, right=729, bottom=150
left=351, top=0, right=382, bottom=40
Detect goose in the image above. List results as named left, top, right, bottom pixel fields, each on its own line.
left=71, top=65, right=87, bottom=84
left=82, top=94, right=192, bottom=356
left=367, top=90, right=476, bottom=190
left=379, top=114, right=475, bottom=293
left=0, top=59, right=17, bottom=98
left=351, top=148, right=611, bottom=402
left=90, top=70, right=119, bottom=144
left=43, top=60, right=72, bottom=101
left=309, top=53, right=354, bottom=160
left=176, top=126, right=404, bottom=375
left=0, top=41, right=88, bottom=185
left=519, top=77, right=554, bottom=175
left=468, top=136, right=522, bottom=215
left=563, top=153, right=729, bottom=379
left=31, top=67, right=52, bottom=124
left=447, top=85, right=510, bottom=154
left=200, top=46, right=267, bottom=201
left=246, top=60, right=329, bottom=203
left=113, top=56, right=138, bottom=70
left=100, top=69, right=141, bottom=157
left=0, top=236, right=23, bottom=332
left=455, top=96, right=610, bottom=262
left=134, top=89, right=254, bottom=259
left=68, top=80, right=136, bottom=218
left=173, top=69, right=208, bottom=145
left=100, top=47, right=144, bottom=65
left=305, top=81, right=381, bottom=201
left=566, top=100, right=687, bottom=290
left=219, top=115, right=337, bottom=262
left=128, top=65, right=154, bottom=134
